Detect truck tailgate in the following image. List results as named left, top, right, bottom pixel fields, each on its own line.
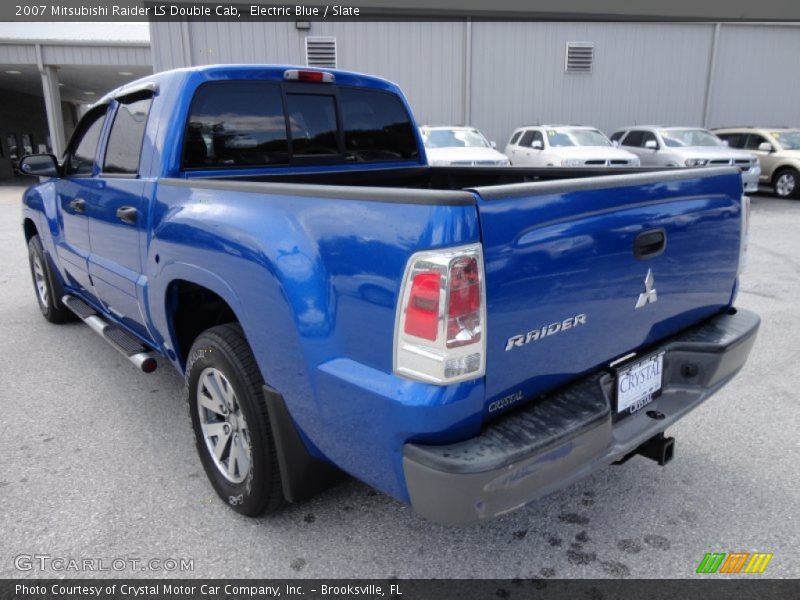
left=472, top=167, right=744, bottom=406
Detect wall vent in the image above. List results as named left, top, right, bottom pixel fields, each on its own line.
left=565, top=42, right=594, bottom=73
left=305, top=37, right=337, bottom=68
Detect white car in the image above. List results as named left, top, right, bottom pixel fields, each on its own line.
left=610, top=126, right=761, bottom=193
left=420, top=126, right=510, bottom=166
left=505, top=125, right=640, bottom=167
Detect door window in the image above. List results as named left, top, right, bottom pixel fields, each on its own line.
left=621, top=130, right=644, bottom=147
left=65, top=107, right=108, bottom=176
left=103, top=96, right=152, bottom=175
left=744, top=134, right=768, bottom=150
left=641, top=131, right=658, bottom=148
left=509, top=131, right=522, bottom=145
left=718, top=133, right=745, bottom=148
left=519, top=130, right=536, bottom=147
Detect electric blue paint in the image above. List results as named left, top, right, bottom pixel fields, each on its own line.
left=21, top=65, right=743, bottom=502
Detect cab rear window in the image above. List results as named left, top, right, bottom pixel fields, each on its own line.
left=183, top=82, right=418, bottom=169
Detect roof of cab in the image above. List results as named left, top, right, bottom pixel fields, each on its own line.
left=93, top=63, right=401, bottom=106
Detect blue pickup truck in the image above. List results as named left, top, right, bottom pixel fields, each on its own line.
left=20, top=65, right=759, bottom=525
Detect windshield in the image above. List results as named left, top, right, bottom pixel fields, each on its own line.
left=422, top=128, right=490, bottom=149
left=772, top=131, right=800, bottom=150
left=547, top=128, right=611, bottom=147
left=660, top=129, right=722, bottom=148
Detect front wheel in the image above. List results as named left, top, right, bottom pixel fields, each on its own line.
left=27, top=235, right=74, bottom=323
left=186, top=323, right=285, bottom=516
left=773, top=168, right=800, bottom=199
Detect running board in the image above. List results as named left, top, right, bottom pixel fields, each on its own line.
left=62, top=295, right=157, bottom=373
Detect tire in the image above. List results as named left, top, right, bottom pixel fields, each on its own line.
left=27, top=235, right=74, bottom=324
left=186, top=323, right=285, bottom=516
left=773, top=168, right=800, bottom=199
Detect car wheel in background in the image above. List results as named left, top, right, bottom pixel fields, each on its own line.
left=773, top=168, right=800, bottom=199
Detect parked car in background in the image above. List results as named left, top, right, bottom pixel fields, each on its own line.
left=610, top=126, right=760, bottom=193
left=505, top=125, right=640, bottom=168
left=713, top=127, right=800, bottom=198
left=420, top=125, right=509, bottom=166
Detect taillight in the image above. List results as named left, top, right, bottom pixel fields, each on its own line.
left=738, top=195, right=750, bottom=275
left=394, top=244, right=486, bottom=384
left=283, top=69, right=335, bottom=83
left=404, top=272, right=440, bottom=340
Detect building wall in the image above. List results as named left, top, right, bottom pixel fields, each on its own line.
left=0, top=88, right=77, bottom=178
left=150, top=21, right=800, bottom=146
left=708, top=25, right=800, bottom=128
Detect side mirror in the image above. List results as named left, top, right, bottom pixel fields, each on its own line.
left=612, top=140, right=620, bottom=147
left=531, top=140, right=543, bottom=150
left=18, top=153, right=59, bottom=178
left=644, top=140, right=658, bottom=150
left=757, top=142, right=773, bottom=152
left=490, top=140, right=497, bottom=149
left=720, top=139, right=729, bottom=146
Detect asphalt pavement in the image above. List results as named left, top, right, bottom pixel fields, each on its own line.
left=0, top=186, right=797, bottom=579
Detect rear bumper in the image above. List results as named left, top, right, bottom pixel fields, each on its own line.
left=403, top=308, right=759, bottom=526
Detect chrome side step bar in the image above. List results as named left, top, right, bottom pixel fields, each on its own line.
left=62, top=295, right=157, bottom=373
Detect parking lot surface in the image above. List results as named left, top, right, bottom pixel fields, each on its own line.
left=1, top=185, right=798, bottom=579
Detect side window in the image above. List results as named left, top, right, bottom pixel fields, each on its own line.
left=103, top=96, right=152, bottom=175
left=744, top=134, right=767, bottom=150
left=718, top=133, right=743, bottom=148
left=531, top=131, right=544, bottom=147
left=184, top=82, right=289, bottom=169
left=610, top=131, right=625, bottom=143
left=641, top=131, right=658, bottom=147
left=65, top=107, right=107, bottom=176
left=509, top=131, right=522, bottom=145
left=339, top=87, right=417, bottom=160
left=622, top=130, right=644, bottom=147
left=519, top=130, right=535, bottom=147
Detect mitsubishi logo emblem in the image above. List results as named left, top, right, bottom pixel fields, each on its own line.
left=635, top=269, right=658, bottom=309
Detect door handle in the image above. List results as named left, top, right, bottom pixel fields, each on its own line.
left=116, top=206, right=138, bottom=225
left=69, top=198, right=86, bottom=213
left=634, top=228, right=667, bottom=259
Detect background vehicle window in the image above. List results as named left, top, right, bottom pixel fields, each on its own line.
left=286, top=93, right=339, bottom=156
left=718, top=133, right=744, bottom=148
left=103, top=97, right=152, bottom=175
left=519, top=130, right=535, bottom=146
left=531, top=131, right=544, bottom=146
left=621, top=130, right=644, bottom=147
left=184, top=83, right=289, bottom=168
left=340, top=88, right=417, bottom=161
left=610, top=131, right=625, bottom=142
left=641, top=131, right=658, bottom=147
left=66, top=108, right=107, bottom=176
left=509, top=131, right=522, bottom=145
left=744, top=134, right=767, bottom=150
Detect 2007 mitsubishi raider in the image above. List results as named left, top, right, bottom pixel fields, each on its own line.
left=20, top=65, right=759, bottom=525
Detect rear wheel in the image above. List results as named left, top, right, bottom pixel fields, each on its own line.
left=27, top=235, right=74, bottom=323
left=186, top=323, right=285, bottom=516
left=773, top=168, right=800, bottom=199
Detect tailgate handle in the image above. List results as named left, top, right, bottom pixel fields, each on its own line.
left=634, top=228, right=666, bottom=259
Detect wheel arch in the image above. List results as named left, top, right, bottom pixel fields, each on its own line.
left=164, top=277, right=242, bottom=370
left=23, top=218, right=38, bottom=242
left=771, top=163, right=800, bottom=183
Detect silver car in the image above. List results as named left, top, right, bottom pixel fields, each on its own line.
left=610, top=126, right=760, bottom=192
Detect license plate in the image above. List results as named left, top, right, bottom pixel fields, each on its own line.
left=615, top=352, right=664, bottom=417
